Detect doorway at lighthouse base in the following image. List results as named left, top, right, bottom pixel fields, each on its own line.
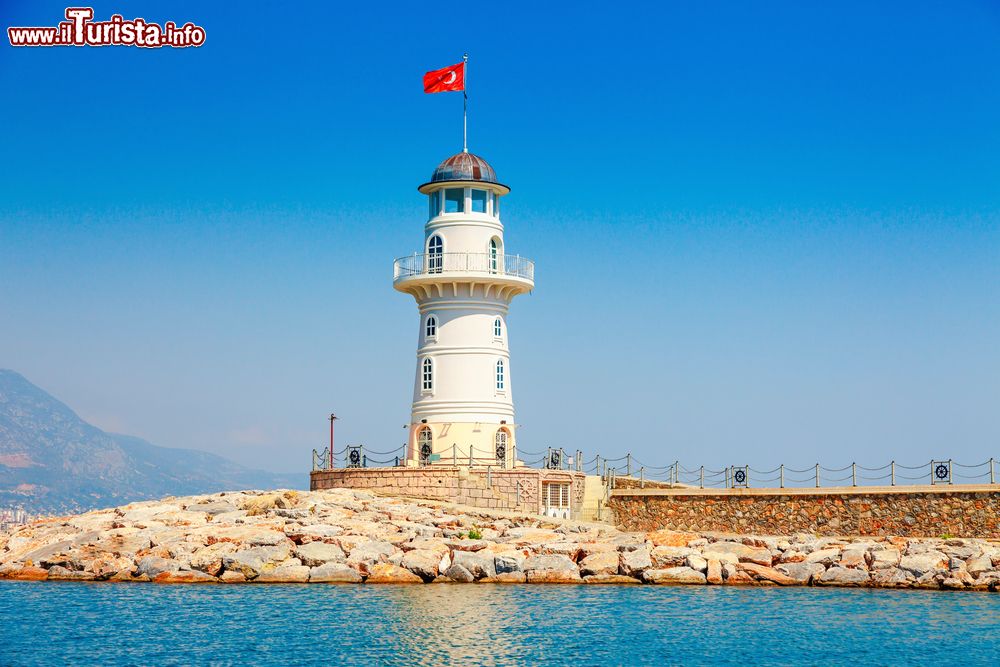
left=310, top=467, right=589, bottom=521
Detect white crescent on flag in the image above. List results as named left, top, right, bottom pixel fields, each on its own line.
left=443, top=71, right=457, bottom=84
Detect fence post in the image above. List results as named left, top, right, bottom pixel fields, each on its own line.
left=815, top=464, right=820, bottom=488
left=626, top=453, right=632, bottom=477
left=395, top=456, right=399, bottom=467
left=890, top=461, right=895, bottom=486
left=991, top=458, right=996, bottom=485
left=949, top=459, right=953, bottom=485
left=640, top=467, right=645, bottom=489
left=779, top=464, right=784, bottom=489
left=700, top=466, right=705, bottom=489
left=852, top=463, right=857, bottom=487
left=674, top=460, right=679, bottom=485
left=453, top=445, right=457, bottom=466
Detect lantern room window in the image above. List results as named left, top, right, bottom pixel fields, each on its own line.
left=471, top=189, right=488, bottom=213
left=444, top=188, right=464, bottom=213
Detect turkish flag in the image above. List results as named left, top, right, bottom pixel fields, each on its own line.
left=423, top=62, right=465, bottom=94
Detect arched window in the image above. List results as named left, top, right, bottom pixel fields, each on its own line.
left=425, top=315, right=437, bottom=340
left=422, top=358, right=433, bottom=391
left=493, top=317, right=502, bottom=338
left=427, top=235, right=443, bottom=273
left=495, top=359, right=505, bottom=391
left=418, top=427, right=433, bottom=463
left=489, top=237, right=501, bottom=273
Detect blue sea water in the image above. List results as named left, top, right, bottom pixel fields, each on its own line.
left=1, top=582, right=998, bottom=666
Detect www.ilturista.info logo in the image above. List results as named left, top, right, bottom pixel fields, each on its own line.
left=8, top=7, right=205, bottom=48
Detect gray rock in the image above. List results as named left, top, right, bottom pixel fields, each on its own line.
left=309, top=562, right=362, bottom=583
left=686, top=554, right=708, bottom=572
left=295, top=542, right=346, bottom=567
left=346, top=541, right=397, bottom=566
left=223, top=544, right=292, bottom=579
left=188, top=501, right=236, bottom=515
left=870, top=548, right=900, bottom=569
left=256, top=565, right=311, bottom=583
left=494, top=555, right=523, bottom=574
left=804, top=548, right=841, bottom=565
left=136, top=556, right=178, bottom=578
left=452, top=550, right=496, bottom=579
left=620, top=546, right=652, bottom=576
left=401, top=549, right=441, bottom=581
left=871, top=567, right=911, bottom=587
left=703, top=541, right=771, bottom=566
left=523, top=554, right=577, bottom=573
left=967, top=556, right=993, bottom=576
left=643, top=567, right=707, bottom=585
left=816, top=566, right=870, bottom=586
left=776, top=562, right=826, bottom=584
left=444, top=563, right=475, bottom=583
left=899, top=552, right=948, bottom=576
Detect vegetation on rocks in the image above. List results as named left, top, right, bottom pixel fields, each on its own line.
left=1, top=489, right=1000, bottom=590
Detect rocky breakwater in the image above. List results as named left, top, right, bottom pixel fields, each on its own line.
left=1, top=489, right=999, bottom=590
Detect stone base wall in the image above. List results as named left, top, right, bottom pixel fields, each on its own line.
left=310, top=467, right=586, bottom=520
left=609, top=485, right=1000, bottom=537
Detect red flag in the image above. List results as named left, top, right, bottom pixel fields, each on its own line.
left=423, top=62, right=465, bottom=94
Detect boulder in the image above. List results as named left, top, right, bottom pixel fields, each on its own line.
left=494, top=554, right=524, bottom=575
left=738, top=563, right=799, bottom=586
left=816, top=566, right=870, bottom=586
left=643, top=567, right=707, bottom=585
left=704, top=542, right=771, bottom=566
left=686, top=555, right=708, bottom=572
left=222, top=544, right=292, bottom=579
left=295, top=542, right=346, bottom=567
left=309, top=563, right=363, bottom=583
left=346, top=541, right=397, bottom=568
left=870, top=567, right=911, bottom=588
left=481, top=572, right=529, bottom=583
left=153, top=570, right=217, bottom=584
left=255, top=565, right=311, bottom=583
left=46, top=565, right=95, bottom=581
left=651, top=546, right=696, bottom=568
left=579, top=551, right=619, bottom=577
left=136, top=556, right=178, bottom=578
left=706, top=559, right=723, bottom=584
left=776, top=562, right=826, bottom=584
left=444, top=564, right=475, bottom=583
left=583, top=574, right=641, bottom=584
left=219, top=570, right=247, bottom=584
left=189, top=543, right=237, bottom=576
left=870, top=548, right=900, bottom=569
left=366, top=563, right=423, bottom=584
left=646, top=530, right=699, bottom=547
left=804, top=548, right=841, bottom=566
left=401, top=549, right=441, bottom=581
left=526, top=569, right=582, bottom=583
left=619, top=546, right=652, bottom=577
left=839, top=550, right=868, bottom=569
left=452, top=550, right=496, bottom=579
left=899, top=552, right=948, bottom=577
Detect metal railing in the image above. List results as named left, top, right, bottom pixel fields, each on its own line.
left=312, top=446, right=999, bottom=490
left=392, top=252, right=534, bottom=282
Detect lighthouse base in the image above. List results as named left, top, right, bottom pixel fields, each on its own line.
left=310, top=466, right=586, bottom=521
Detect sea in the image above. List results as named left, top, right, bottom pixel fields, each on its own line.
left=1, top=581, right=998, bottom=666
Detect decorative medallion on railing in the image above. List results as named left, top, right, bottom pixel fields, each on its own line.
left=346, top=446, right=364, bottom=469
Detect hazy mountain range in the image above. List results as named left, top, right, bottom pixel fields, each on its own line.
left=0, top=369, right=303, bottom=514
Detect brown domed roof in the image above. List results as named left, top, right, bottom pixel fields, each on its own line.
left=430, top=152, right=498, bottom=184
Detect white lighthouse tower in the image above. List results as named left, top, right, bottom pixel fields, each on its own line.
left=393, top=151, right=534, bottom=467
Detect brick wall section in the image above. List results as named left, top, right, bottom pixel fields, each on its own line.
left=609, top=486, right=1000, bottom=537
left=310, top=467, right=586, bottom=520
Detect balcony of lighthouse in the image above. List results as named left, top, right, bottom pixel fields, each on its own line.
left=392, top=252, right=534, bottom=298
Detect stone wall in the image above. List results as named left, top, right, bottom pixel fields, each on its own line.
left=609, top=485, right=1000, bottom=537
left=310, top=467, right=586, bottom=520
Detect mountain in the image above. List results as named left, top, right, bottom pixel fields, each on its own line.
left=0, top=370, right=304, bottom=514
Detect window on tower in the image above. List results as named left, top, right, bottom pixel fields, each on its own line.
left=428, top=191, right=440, bottom=219
left=425, top=315, right=437, bottom=340
left=422, top=358, right=434, bottom=391
left=427, top=235, right=443, bottom=273
left=444, top=188, right=464, bottom=213
left=494, top=317, right=502, bottom=339
left=471, top=189, right=487, bottom=213
left=495, top=359, right=505, bottom=391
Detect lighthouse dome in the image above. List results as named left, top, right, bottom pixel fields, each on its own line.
left=430, top=151, right=499, bottom=184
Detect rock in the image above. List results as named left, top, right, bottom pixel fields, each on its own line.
left=524, top=554, right=577, bottom=573
left=452, top=550, right=496, bottom=579
left=47, top=566, right=95, bottom=581
left=346, top=541, right=397, bottom=568
left=6, top=566, right=49, bottom=580
left=136, top=556, right=178, bottom=578
left=579, top=551, right=619, bottom=576
left=651, top=546, right=696, bottom=568
left=738, top=563, right=799, bottom=585
left=776, top=562, right=826, bottom=584
left=526, top=569, right=581, bottom=583
left=643, top=567, right=707, bottom=585
left=870, top=548, right=900, bottom=569
left=646, top=530, right=699, bottom=547
left=309, top=563, right=363, bottom=583
left=219, top=570, right=247, bottom=583
left=871, top=567, right=911, bottom=588
left=816, top=567, right=870, bottom=586
left=804, top=548, right=841, bottom=565
left=481, top=572, right=528, bottom=583
left=189, top=543, right=237, bottom=576
left=619, top=546, right=652, bottom=577
left=494, top=555, right=524, bottom=574
left=153, top=570, right=217, bottom=584
left=222, top=544, right=292, bottom=579
left=967, top=556, right=993, bottom=576
left=899, top=552, right=948, bottom=577
left=84, top=555, right=135, bottom=580
left=366, top=563, right=423, bottom=584
left=401, top=549, right=441, bottom=581
left=187, top=500, right=237, bottom=515
left=583, top=574, right=641, bottom=584
left=839, top=550, right=867, bottom=569
left=706, top=559, right=723, bottom=584
left=255, top=565, right=311, bottom=583
left=444, top=564, right=475, bottom=583
left=295, top=542, right=346, bottom=567
left=704, top=542, right=771, bottom=566
left=686, top=555, right=708, bottom=572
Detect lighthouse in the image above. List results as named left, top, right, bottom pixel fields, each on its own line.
left=393, top=151, right=534, bottom=468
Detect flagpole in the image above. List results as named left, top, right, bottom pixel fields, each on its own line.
left=463, top=53, right=468, bottom=153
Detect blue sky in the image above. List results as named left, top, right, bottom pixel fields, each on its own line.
left=1, top=1, right=998, bottom=474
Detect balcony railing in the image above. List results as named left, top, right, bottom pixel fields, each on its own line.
left=393, top=252, right=534, bottom=282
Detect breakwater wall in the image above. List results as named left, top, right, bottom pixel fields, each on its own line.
left=608, top=485, right=1000, bottom=537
